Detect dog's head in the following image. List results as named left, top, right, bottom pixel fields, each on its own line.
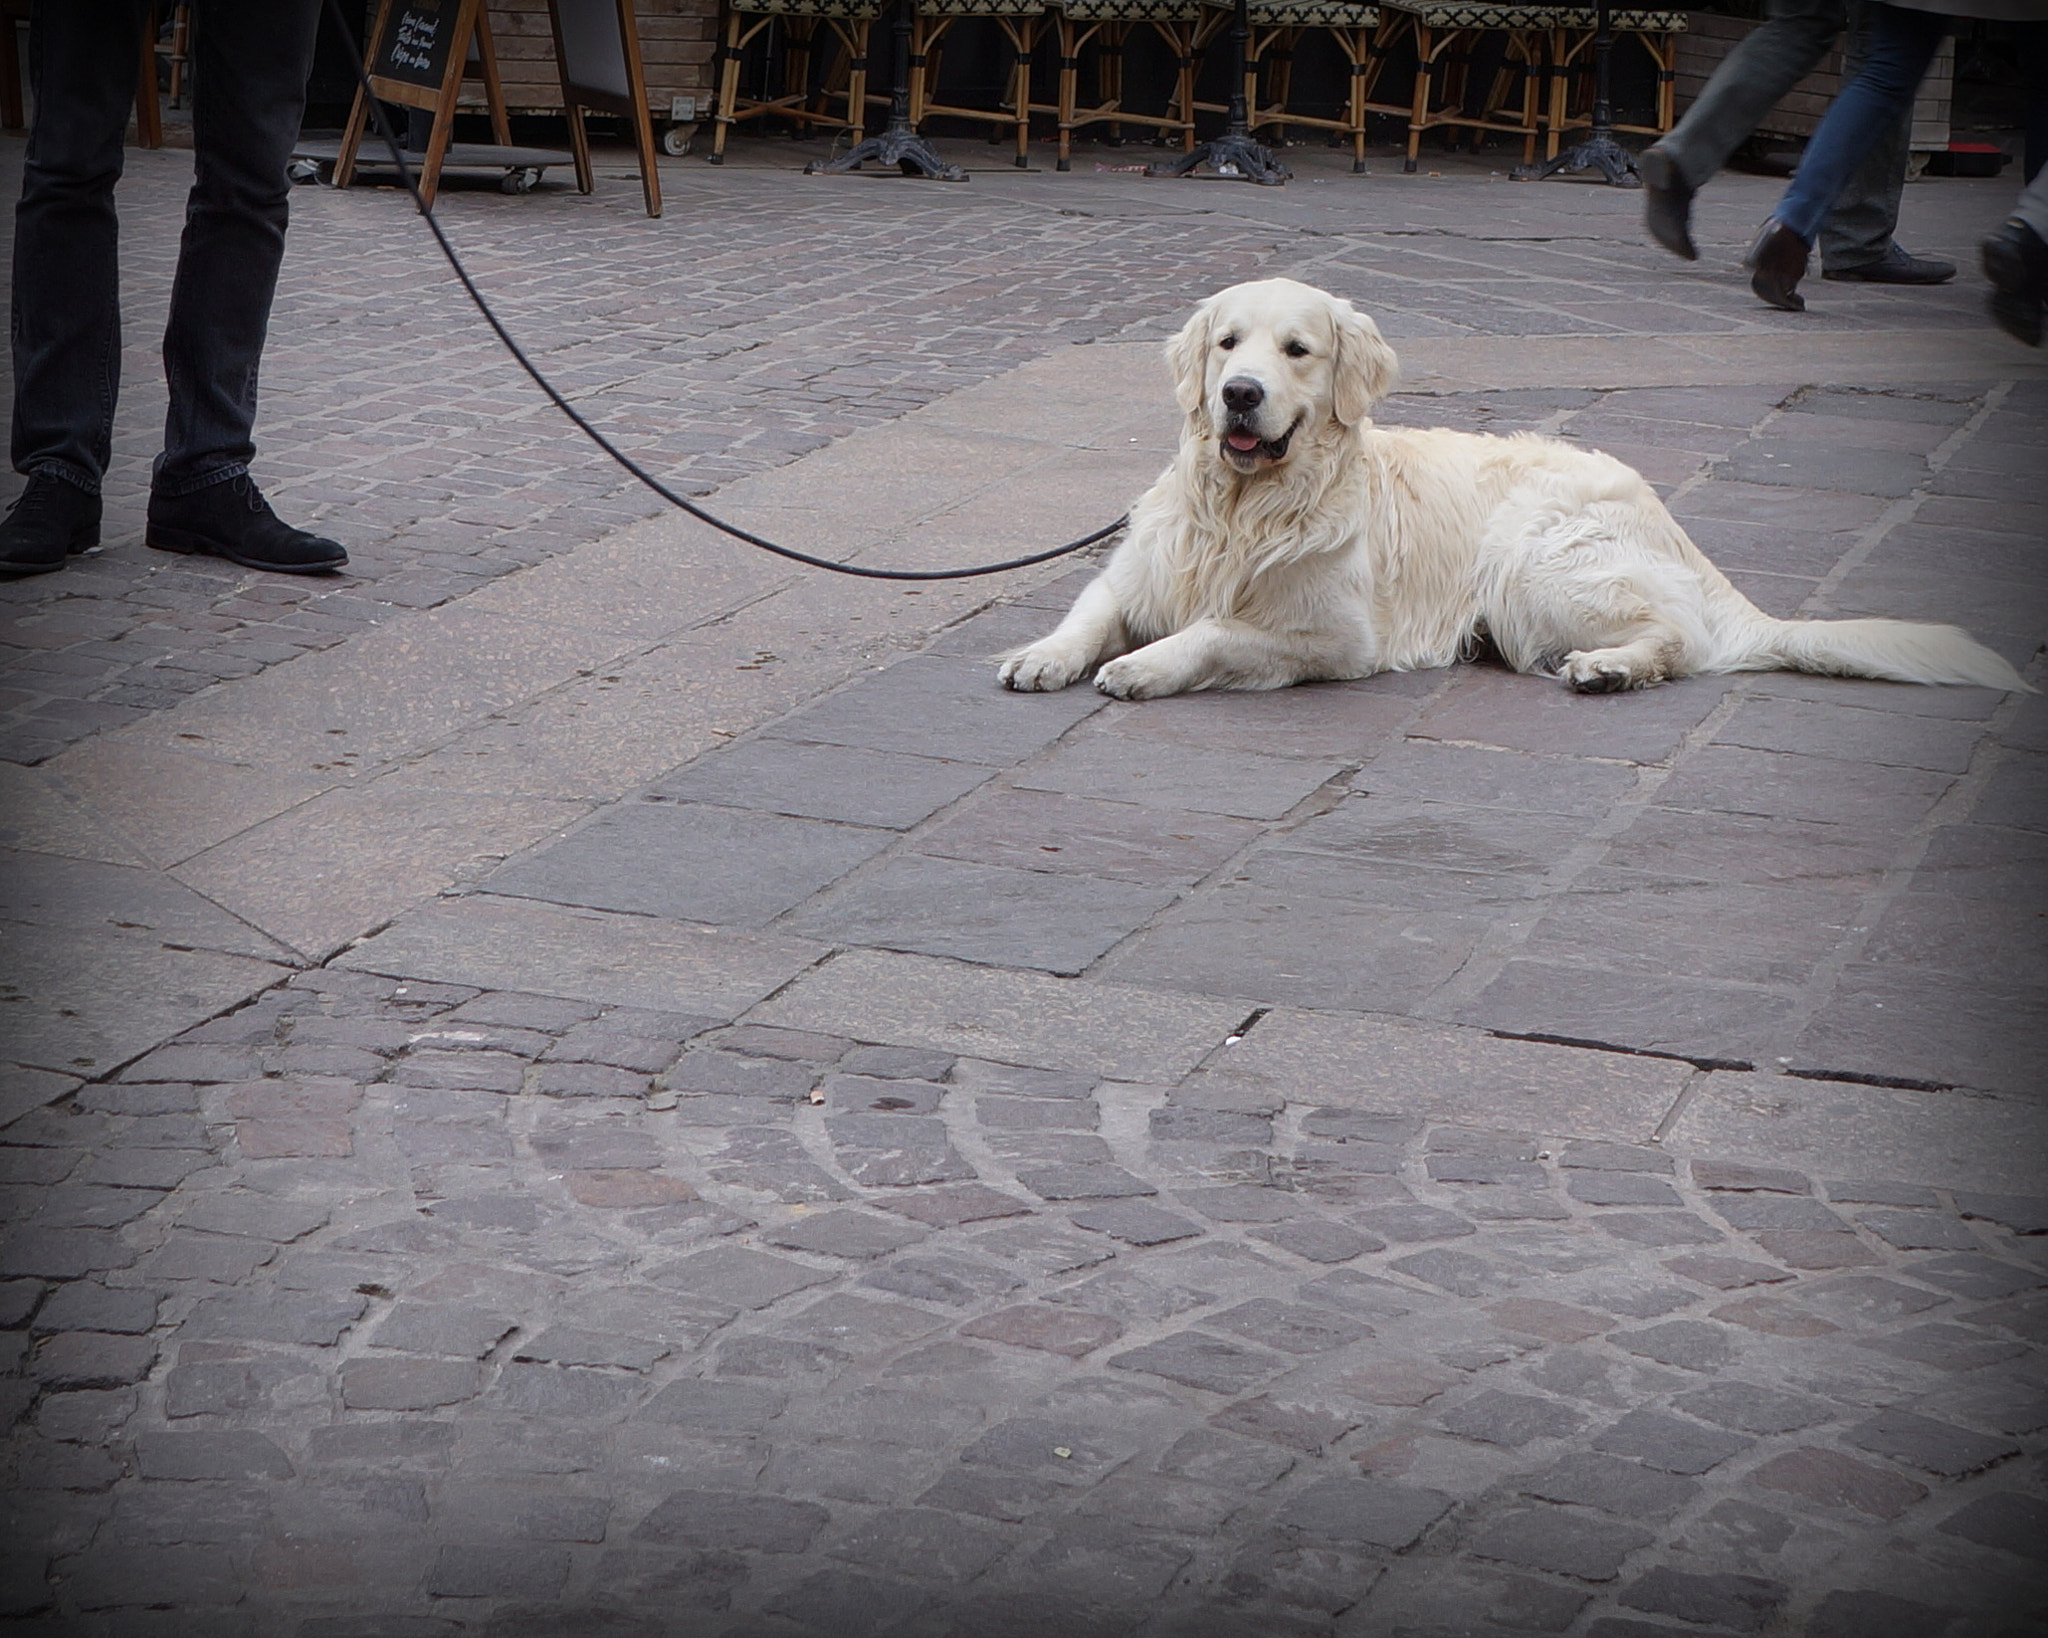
left=1166, top=279, right=1398, bottom=474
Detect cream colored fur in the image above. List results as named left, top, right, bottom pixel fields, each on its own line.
left=999, top=278, right=2029, bottom=700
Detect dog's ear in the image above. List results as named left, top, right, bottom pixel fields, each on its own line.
left=1331, top=301, right=1398, bottom=427
left=1166, top=299, right=1213, bottom=420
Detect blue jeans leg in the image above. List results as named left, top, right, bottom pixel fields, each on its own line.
left=1774, top=1, right=1947, bottom=246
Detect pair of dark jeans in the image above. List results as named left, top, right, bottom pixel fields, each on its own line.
left=10, top=0, right=319, bottom=499
left=1657, top=0, right=1902, bottom=271
left=1774, top=2, right=1950, bottom=247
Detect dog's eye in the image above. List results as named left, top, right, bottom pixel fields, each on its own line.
left=1218, top=335, right=1237, bottom=351
left=1283, top=340, right=1310, bottom=358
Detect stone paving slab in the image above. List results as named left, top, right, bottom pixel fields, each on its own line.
left=336, top=894, right=825, bottom=1015
left=1662, top=1073, right=2048, bottom=1197
left=750, top=949, right=1250, bottom=1085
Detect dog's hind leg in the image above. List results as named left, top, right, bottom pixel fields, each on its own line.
left=1482, top=494, right=1712, bottom=693
left=1557, top=619, right=1693, bottom=693
left=999, top=573, right=1131, bottom=692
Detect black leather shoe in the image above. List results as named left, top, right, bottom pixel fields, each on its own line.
left=1982, top=217, right=2046, bottom=348
left=1745, top=218, right=1810, bottom=312
left=147, top=475, right=348, bottom=574
left=0, top=474, right=101, bottom=576
left=1821, top=242, right=1957, bottom=284
left=1638, top=146, right=1697, bottom=262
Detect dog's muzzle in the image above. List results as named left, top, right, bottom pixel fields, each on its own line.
left=1220, top=414, right=1300, bottom=470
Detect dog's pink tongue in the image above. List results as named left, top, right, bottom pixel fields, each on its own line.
left=1225, top=432, right=1261, bottom=452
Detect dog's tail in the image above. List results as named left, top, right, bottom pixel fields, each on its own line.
left=1744, top=614, right=2031, bottom=691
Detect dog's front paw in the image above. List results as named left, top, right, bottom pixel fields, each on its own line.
left=998, top=643, right=1090, bottom=692
left=1560, top=650, right=1648, bottom=693
left=1093, top=655, right=1183, bottom=700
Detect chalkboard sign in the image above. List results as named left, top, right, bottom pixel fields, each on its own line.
left=335, top=0, right=659, bottom=217
left=553, top=0, right=633, bottom=102
left=371, top=0, right=460, bottom=94
left=547, top=0, right=663, bottom=217
left=335, top=0, right=494, bottom=206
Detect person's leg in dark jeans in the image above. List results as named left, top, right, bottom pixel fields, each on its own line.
left=145, top=0, right=346, bottom=571
left=1745, top=2, right=1949, bottom=310
left=1817, top=0, right=1951, bottom=281
left=0, top=0, right=143, bottom=572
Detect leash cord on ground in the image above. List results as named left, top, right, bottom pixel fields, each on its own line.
left=320, top=0, right=1127, bottom=582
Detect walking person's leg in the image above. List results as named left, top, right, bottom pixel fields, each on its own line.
left=1983, top=163, right=2048, bottom=346
left=1641, top=0, right=1843, bottom=257
left=1744, top=0, right=1949, bottom=310
left=1, top=0, right=148, bottom=575
left=1817, top=0, right=1953, bottom=283
left=144, top=0, right=347, bottom=572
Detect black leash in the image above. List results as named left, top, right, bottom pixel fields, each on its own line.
left=319, top=0, right=1126, bottom=581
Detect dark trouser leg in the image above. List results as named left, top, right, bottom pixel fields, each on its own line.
left=1657, top=0, right=1843, bottom=190
left=155, top=0, right=320, bottom=497
left=1817, top=0, right=1914, bottom=272
left=9, top=0, right=148, bottom=494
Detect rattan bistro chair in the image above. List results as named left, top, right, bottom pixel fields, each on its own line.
left=1235, top=0, right=1391, bottom=171
left=1044, top=0, right=1204, bottom=171
left=907, top=0, right=1052, bottom=167
left=710, top=0, right=880, bottom=163
left=1373, top=0, right=1554, bottom=170
left=1540, top=4, right=1686, bottom=157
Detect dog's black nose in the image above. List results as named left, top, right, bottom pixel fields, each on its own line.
left=1221, top=376, right=1265, bottom=414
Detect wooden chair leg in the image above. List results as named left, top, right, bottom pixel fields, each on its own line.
left=1009, top=18, right=1034, bottom=165
left=1515, top=34, right=1538, bottom=163
left=1175, top=22, right=1198, bottom=150
left=134, top=4, right=162, bottom=149
left=1540, top=30, right=1559, bottom=156
left=1346, top=31, right=1369, bottom=169
left=167, top=1, right=189, bottom=107
left=1404, top=25, right=1432, bottom=171
left=1056, top=15, right=1083, bottom=170
left=711, top=8, right=750, bottom=161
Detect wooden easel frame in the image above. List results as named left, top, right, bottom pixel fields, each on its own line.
left=546, top=0, right=663, bottom=217
left=334, top=0, right=514, bottom=207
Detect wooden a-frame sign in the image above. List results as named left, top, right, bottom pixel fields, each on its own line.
left=550, top=0, right=663, bottom=217
left=335, top=0, right=661, bottom=216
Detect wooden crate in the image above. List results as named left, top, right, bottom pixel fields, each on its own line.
left=460, top=0, right=718, bottom=115
left=1673, top=8, right=1949, bottom=151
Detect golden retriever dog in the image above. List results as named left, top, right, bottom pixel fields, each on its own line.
left=999, top=277, right=2027, bottom=700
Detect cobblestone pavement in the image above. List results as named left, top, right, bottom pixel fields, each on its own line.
left=3, top=969, right=2045, bottom=1635
left=4, top=128, right=2047, bottom=1634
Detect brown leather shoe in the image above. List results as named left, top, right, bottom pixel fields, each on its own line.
left=1744, top=218, right=1810, bottom=312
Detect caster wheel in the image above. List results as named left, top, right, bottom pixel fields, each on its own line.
left=287, top=158, right=321, bottom=184
left=501, top=167, right=538, bottom=194
left=662, top=124, right=693, bottom=157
